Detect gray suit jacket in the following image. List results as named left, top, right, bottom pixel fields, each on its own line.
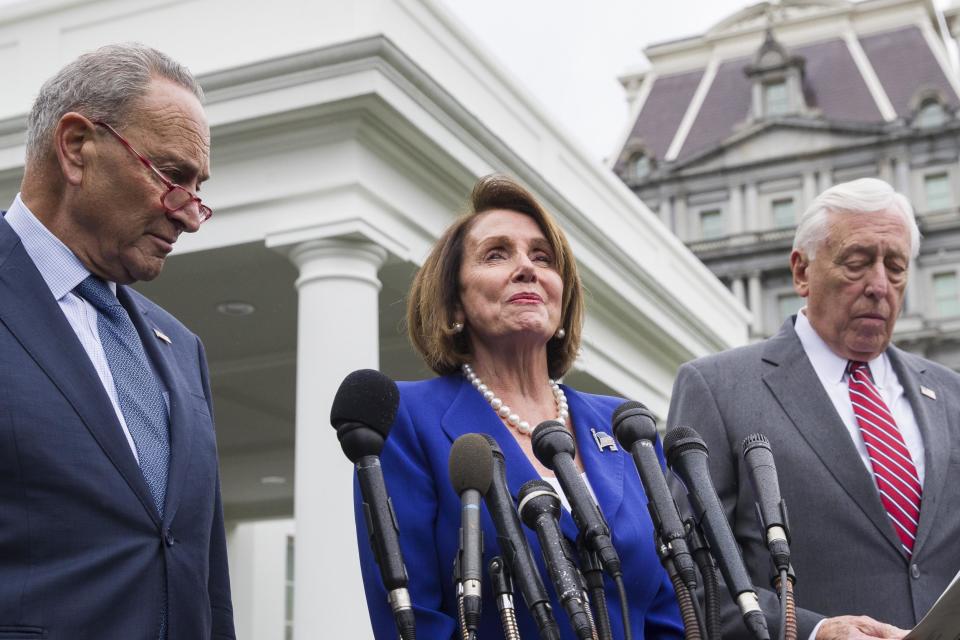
left=666, top=317, right=960, bottom=639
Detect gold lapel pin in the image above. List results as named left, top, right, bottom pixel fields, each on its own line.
left=920, top=385, right=937, bottom=400
left=153, top=328, right=172, bottom=345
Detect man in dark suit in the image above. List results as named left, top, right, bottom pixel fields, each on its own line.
left=668, top=178, right=959, bottom=640
left=0, top=43, right=235, bottom=639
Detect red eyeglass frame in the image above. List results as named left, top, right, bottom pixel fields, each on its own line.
left=93, top=120, right=212, bottom=224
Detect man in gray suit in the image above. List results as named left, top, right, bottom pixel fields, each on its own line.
left=667, top=178, right=960, bottom=640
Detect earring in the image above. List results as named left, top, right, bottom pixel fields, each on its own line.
left=554, top=327, right=566, bottom=340
left=452, top=322, right=464, bottom=334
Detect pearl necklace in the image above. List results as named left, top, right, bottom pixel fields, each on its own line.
left=461, top=363, right=568, bottom=435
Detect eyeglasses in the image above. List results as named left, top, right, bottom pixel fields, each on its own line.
left=93, top=120, right=212, bottom=224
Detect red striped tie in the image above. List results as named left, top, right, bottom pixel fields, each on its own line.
left=847, top=361, right=922, bottom=556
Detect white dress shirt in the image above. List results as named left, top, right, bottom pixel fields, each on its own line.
left=794, top=309, right=925, bottom=485
left=5, top=193, right=146, bottom=462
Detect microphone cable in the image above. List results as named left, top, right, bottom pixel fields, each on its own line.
left=656, top=541, right=702, bottom=640
left=773, top=566, right=797, bottom=640
left=490, top=557, right=521, bottom=640
left=577, top=541, right=613, bottom=640
left=685, top=517, right=720, bottom=640
left=613, top=575, right=634, bottom=640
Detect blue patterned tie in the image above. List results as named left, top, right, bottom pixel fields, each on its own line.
left=74, top=276, right=170, bottom=514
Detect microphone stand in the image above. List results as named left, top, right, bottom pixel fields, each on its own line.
left=577, top=538, right=613, bottom=640
left=685, top=518, right=720, bottom=640
left=655, top=533, right=704, bottom=640
left=490, top=557, right=520, bottom=640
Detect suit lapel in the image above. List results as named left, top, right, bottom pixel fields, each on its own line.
left=564, top=388, right=625, bottom=529
left=119, top=287, right=195, bottom=525
left=761, top=319, right=903, bottom=555
left=888, top=348, right=951, bottom=556
left=0, top=227, right=159, bottom=526
left=438, top=376, right=617, bottom=541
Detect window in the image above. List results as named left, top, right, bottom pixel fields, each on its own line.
left=924, top=173, right=952, bottom=211
left=771, top=197, right=795, bottom=228
left=777, top=293, right=805, bottom=321
left=632, top=154, right=651, bottom=180
left=764, top=81, right=789, bottom=116
left=700, top=209, right=723, bottom=239
left=285, top=536, right=294, bottom=640
left=916, top=101, right=947, bottom=128
left=934, top=272, right=960, bottom=317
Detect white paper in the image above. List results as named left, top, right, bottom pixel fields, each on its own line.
left=905, top=568, right=960, bottom=640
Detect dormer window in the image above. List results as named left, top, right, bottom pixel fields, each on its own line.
left=909, top=90, right=952, bottom=129
left=764, top=81, right=790, bottom=116
left=745, top=28, right=808, bottom=120
left=632, top=153, right=652, bottom=179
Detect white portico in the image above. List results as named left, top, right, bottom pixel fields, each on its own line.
left=0, top=1, right=749, bottom=637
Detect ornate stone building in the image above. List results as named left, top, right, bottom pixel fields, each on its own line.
left=613, top=0, right=960, bottom=368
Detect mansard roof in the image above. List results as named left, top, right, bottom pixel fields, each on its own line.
left=615, top=0, right=959, bottom=174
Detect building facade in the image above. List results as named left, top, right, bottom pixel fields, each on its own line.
left=0, top=1, right=748, bottom=638
left=613, top=0, right=960, bottom=369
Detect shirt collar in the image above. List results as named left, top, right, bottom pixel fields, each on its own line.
left=794, top=308, right=890, bottom=385
left=4, top=193, right=115, bottom=299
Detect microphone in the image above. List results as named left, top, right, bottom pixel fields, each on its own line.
left=518, top=480, right=595, bottom=640
left=611, top=401, right=698, bottom=591
left=742, top=434, right=791, bottom=572
left=448, top=434, right=493, bottom=639
left=330, top=369, right=414, bottom=640
left=531, top=421, right=622, bottom=579
left=664, top=426, right=771, bottom=640
left=479, top=435, right=561, bottom=640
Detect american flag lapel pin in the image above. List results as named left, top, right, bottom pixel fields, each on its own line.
left=153, top=328, right=172, bottom=345
left=591, top=428, right=618, bottom=453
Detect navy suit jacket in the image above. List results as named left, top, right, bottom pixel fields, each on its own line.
left=355, top=375, right=683, bottom=640
left=0, top=215, right=235, bottom=639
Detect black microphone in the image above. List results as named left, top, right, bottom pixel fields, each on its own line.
left=742, top=434, right=791, bottom=572
left=449, top=434, right=493, bottom=638
left=531, top=421, right=622, bottom=579
left=664, top=426, right=770, bottom=640
left=330, top=369, right=414, bottom=640
left=518, top=480, right=595, bottom=640
left=611, top=401, right=698, bottom=591
left=479, top=435, right=561, bottom=640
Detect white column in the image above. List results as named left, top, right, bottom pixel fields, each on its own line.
left=728, top=184, right=744, bottom=235
left=286, top=237, right=388, bottom=640
left=818, top=169, right=833, bottom=194
left=674, top=197, right=689, bottom=241
left=748, top=272, right=763, bottom=336
left=803, top=171, right=818, bottom=207
left=744, top=183, right=759, bottom=231
left=879, top=157, right=894, bottom=184
left=659, top=195, right=674, bottom=231
left=731, top=276, right=746, bottom=308
left=895, top=156, right=911, bottom=198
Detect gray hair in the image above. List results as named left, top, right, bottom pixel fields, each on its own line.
left=793, top=178, right=920, bottom=259
left=26, top=42, right=203, bottom=163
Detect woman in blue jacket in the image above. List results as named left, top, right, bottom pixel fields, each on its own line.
left=355, top=174, right=683, bottom=639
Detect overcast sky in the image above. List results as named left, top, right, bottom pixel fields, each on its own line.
left=1, top=0, right=953, bottom=164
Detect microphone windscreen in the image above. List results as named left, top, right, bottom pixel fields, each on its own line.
left=741, top=432, right=771, bottom=455
left=330, top=369, right=400, bottom=437
left=611, top=400, right=657, bottom=448
left=449, top=434, right=494, bottom=495
left=663, top=425, right=708, bottom=466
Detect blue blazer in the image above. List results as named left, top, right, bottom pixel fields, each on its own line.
left=0, top=215, right=235, bottom=639
left=355, top=375, right=683, bottom=640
